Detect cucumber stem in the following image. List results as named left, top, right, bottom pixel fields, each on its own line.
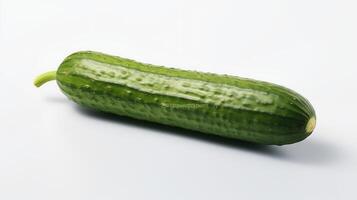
left=306, top=117, right=316, bottom=134
left=34, top=71, right=57, bottom=87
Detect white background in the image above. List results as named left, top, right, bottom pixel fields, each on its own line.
left=1, top=0, right=356, bottom=199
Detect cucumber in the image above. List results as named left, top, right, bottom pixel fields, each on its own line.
left=34, top=51, right=316, bottom=145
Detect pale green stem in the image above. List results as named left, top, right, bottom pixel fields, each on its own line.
left=34, top=71, right=57, bottom=87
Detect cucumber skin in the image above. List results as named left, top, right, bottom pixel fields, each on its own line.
left=56, top=51, right=315, bottom=145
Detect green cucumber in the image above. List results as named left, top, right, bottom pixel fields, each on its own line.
left=34, top=51, right=316, bottom=145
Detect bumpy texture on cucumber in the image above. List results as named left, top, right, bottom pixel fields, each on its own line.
left=34, top=51, right=316, bottom=145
